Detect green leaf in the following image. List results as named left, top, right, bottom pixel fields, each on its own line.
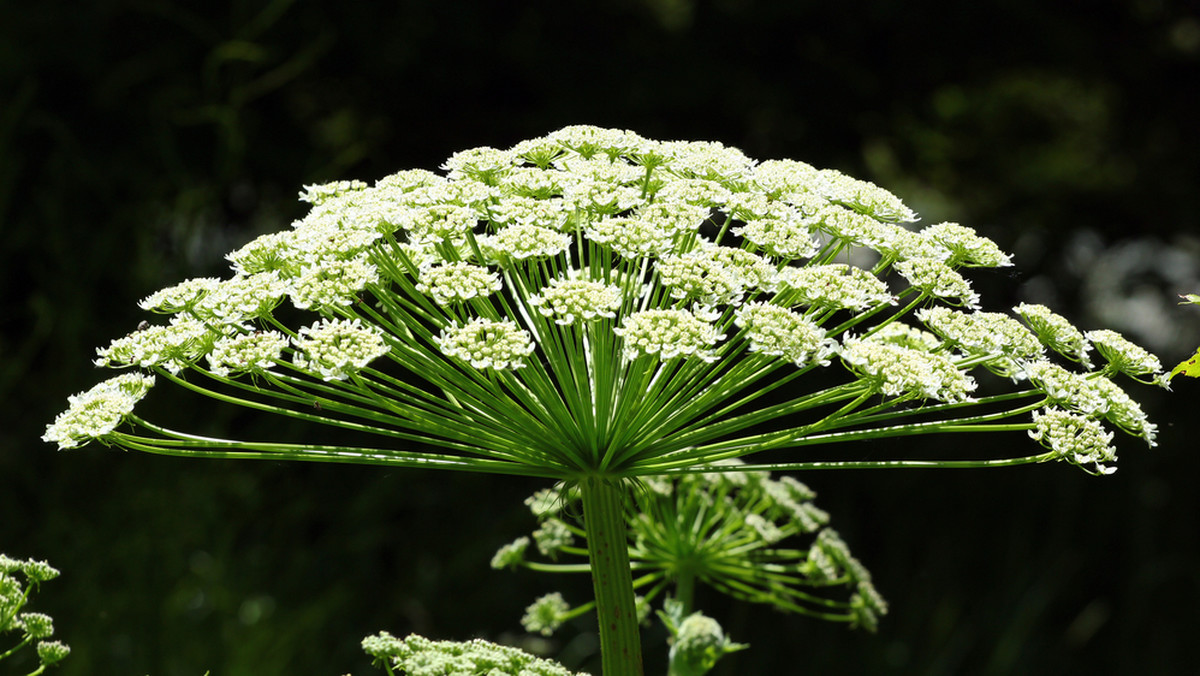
left=1179, top=293, right=1200, bottom=306
left=1170, top=348, right=1200, bottom=380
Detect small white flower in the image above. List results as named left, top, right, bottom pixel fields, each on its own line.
left=1029, top=408, right=1118, bottom=475
left=1014, top=303, right=1091, bottom=366
left=528, top=278, right=622, bottom=325
left=207, top=331, right=289, bottom=377
left=487, top=195, right=569, bottom=230
left=478, top=223, right=572, bottom=262
left=658, top=249, right=748, bottom=305
left=614, top=309, right=725, bottom=362
left=653, top=178, right=732, bottom=208
left=292, top=318, right=390, bottom=381
left=288, top=257, right=378, bottom=310
left=533, top=518, right=574, bottom=556
left=921, top=222, right=1013, bottom=268
left=916, top=307, right=1043, bottom=370
left=398, top=204, right=481, bottom=243
left=194, top=273, right=290, bottom=324
left=893, top=257, right=981, bottom=308
left=865, top=322, right=942, bottom=352
left=43, top=373, right=156, bottom=449
left=95, top=315, right=218, bottom=373
left=415, top=262, right=502, bottom=306
left=777, top=264, right=894, bottom=312
left=752, top=159, right=823, bottom=198
left=1023, top=361, right=1109, bottom=417
left=227, top=231, right=302, bottom=276
left=816, top=169, right=917, bottom=223
left=436, top=318, right=536, bottom=370
left=586, top=215, right=680, bottom=258
left=298, top=179, right=369, bottom=205
left=441, top=145, right=517, bottom=182
left=733, top=217, right=820, bottom=259
left=840, top=336, right=976, bottom=402
left=139, top=278, right=223, bottom=313
left=733, top=302, right=836, bottom=366
left=1086, top=329, right=1164, bottom=381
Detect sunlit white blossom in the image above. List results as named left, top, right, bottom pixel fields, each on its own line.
left=734, top=302, right=836, bottom=366
left=733, top=217, right=820, bottom=259
left=893, top=257, right=980, bottom=308
left=42, top=373, right=156, bottom=449
left=614, top=309, right=725, bottom=362
left=585, top=215, right=680, bottom=258
left=292, top=318, right=389, bottom=381
left=1014, top=303, right=1091, bottom=365
left=1086, top=329, right=1164, bottom=381
left=840, top=337, right=976, bottom=402
left=416, top=262, right=503, bottom=306
left=288, top=257, right=378, bottom=310
left=528, top=278, right=623, bottom=324
left=916, top=307, right=1043, bottom=367
left=298, top=179, right=369, bottom=205
left=921, top=222, right=1013, bottom=268
left=207, top=330, right=289, bottom=377
left=95, top=315, right=219, bottom=373
left=1029, top=408, right=1117, bottom=475
left=436, top=318, right=536, bottom=370
left=478, top=223, right=572, bottom=262
left=776, top=264, right=894, bottom=312
left=139, top=277, right=223, bottom=313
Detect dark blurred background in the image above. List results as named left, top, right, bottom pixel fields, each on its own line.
left=3, top=0, right=1198, bottom=674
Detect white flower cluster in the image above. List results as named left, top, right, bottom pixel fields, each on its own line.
left=42, top=373, right=156, bottom=449
left=478, top=223, right=572, bottom=262
left=733, top=217, right=820, bottom=259
left=614, top=309, right=725, bottom=362
left=1029, top=408, right=1118, bottom=475
left=840, top=337, right=976, bottom=402
left=893, top=257, right=980, bottom=308
left=921, top=222, right=1013, bottom=268
left=528, top=278, right=622, bottom=325
left=436, top=318, right=535, bottom=370
left=916, top=307, right=1043, bottom=372
left=1022, top=361, right=1156, bottom=444
left=416, top=262, right=502, bottom=306
left=361, top=632, right=585, bottom=676
left=1014, top=303, right=1091, bottom=365
left=734, top=302, right=835, bottom=366
left=288, top=257, right=378, bottom=310
left=138, top=277, right=222, bottom=313
left=777, top=264, right=894, bottom=312
left=95, top=316, right=219, bottom=374
left=292, top=318, right=390, bottom=381
left=1086, top=329, right=1164, bottom=381
left=585, top=215, right=681, bottom=258
left=207, top=331, right=289, bottom=377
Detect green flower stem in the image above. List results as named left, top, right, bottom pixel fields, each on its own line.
left=580, top=475, right=644, bottom=676
left=117, top=424, right=561, bottom=478
left=693, top=451, right=1061, bottom=474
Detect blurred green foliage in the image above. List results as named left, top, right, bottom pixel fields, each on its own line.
left=3, top=1, right=1198, bottom=674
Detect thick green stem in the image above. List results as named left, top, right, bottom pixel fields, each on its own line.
left=580, top=475, right=643, bottom=676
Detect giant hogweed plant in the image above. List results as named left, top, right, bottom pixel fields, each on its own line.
left=45, top=126, right=1165, bottom=675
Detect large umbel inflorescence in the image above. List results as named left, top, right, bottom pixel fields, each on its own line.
left=45, top=125, right=1165, bottom=478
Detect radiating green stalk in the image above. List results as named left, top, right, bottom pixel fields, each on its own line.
left=579, top=475, right=644, bottom=676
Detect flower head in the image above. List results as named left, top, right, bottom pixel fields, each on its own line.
left=1030, top=408, right=1118, bottom=475
left=292, top=318, right=389, bottom=381
left=614, top=309, right=725, bottom=362
left=528, top=277, right=623, bottom=325
left=840, top=337, right=976, bottom=402
left=416, top=262, right=503, bottom=306
left=1086, top=329, right=1164, bottom=382
left=43, top=373, right=155, bottom=449
left=436, top=318, right=535, bottom=370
